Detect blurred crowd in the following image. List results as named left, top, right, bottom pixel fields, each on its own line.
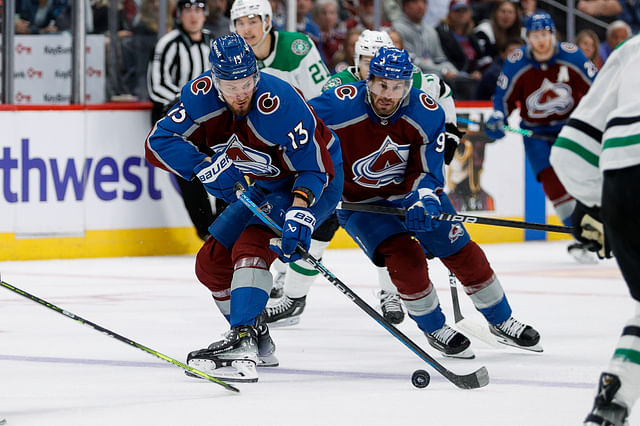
left=4, top=0, right=640, bottom=101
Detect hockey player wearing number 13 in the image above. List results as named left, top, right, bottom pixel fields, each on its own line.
left=309, top=46, right=542, bottom=358
left=145, top=33, right=343, bottom=382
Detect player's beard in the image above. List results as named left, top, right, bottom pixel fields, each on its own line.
left=226, top=94, right=254, bottom=116
left=371, top=93, right=401, bottom=117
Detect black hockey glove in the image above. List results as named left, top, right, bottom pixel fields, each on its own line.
left=444, top=123, right=465, bottom=165
left=571, top=202, right=612, bottom=259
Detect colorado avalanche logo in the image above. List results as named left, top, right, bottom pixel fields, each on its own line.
left=212, top=134, right=280, bottom=177
left=190, top=76, right=213, bottom=95
left=420, top=93, right=438, bottom=110
left=335, top=85, right=357, bottom=100
left=351, top=136, right=410, bottom=188
left=525, top=78, right=574, bottom=118
left=448, top=223, right=465, bottom=243
left=257, top=92, right=280, bottom=115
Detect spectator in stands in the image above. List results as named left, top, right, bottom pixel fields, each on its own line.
left=313, top=0, right=347, bottom=66
left=329, top=27, right=361, bottom=72
left=577, top=0, right=623, bottom=39
left=269, top=0, right=286, bottom=29
left=392, top=0, right=458, bottom=78
left=423, top=0, right=451, bottom=26
left=618, top=0, right=640, bottom=34
left=16, top=0, right=76, bottom=34
left=436, top=0, right=484, bottom=99
left=517, top=0, right=543, bottom=27
left=147, top=0, right=215, bottom=242
left=473, top=36, right=522, bottom=100
left=345, top=0, right=389, bottom=30
left=296, top=0, right=322, bottom=41
left=473, top=0, right=520, bottom=69
left=598, top=20, right=632, bottom=66
left=385, top=27, right=404, bottom=48
left=575, top=28, right=601, bottom=68
left=205, top=0, right=231, bottom=37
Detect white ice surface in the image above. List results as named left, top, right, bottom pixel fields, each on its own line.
left=0, top=241, right=635, bottom=426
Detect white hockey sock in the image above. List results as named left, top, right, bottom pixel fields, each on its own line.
left=271, top=258, right=287, bottom=275
left=606, top=301, right=640, bottom=410
left=377, top=266, right=398, bottom=294
left=283, top=239, right=330, bottom=299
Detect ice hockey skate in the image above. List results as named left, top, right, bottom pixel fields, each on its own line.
left=489, top=316, right=543, bottom=352
left=264, top=295, right=306, bottom=327
left=255, top=316, right=279, bottom=367
left=584, top=373, right=629, bottom=426
left=426, top=324, right=475, bottom=359
left=187, top=325, right=259, bottom=382
left=568, top=241, right=599, bottom=264
left=377, top=290, right=405, bottom=324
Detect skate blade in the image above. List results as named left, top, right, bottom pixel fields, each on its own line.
left=443, top=347, right=476, bottom=359
left=267, top=316, right=301, bottom=328
left=187, top=359, right=258, bottom=383
left=257, top=353, right=279, bottom=367
left=493, top=336, right=544, bottom=353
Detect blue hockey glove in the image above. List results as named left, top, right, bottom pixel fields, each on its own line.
left=269, top=207, right=316, bottom=262
left=402, top=188, right=442, bottom=232
left=194, top=152, right=246, bottom=204
left=485, top=111, right=506, bottom=140
left=571, top=202, right=611, bottom=259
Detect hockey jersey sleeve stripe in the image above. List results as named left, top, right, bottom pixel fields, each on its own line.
left=554, top=137, right=599, bottom=167
left=603, top=134, right=640, bottom=150
left=606, top=115, right=640, bottom=131
left=566, top=118, right=603, bottom=143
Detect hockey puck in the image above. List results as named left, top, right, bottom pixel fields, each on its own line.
left=411, top=369, right=430, bottom=388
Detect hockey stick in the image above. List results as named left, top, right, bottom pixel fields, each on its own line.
left=338, top=202, right=574, bottom=234
left=236, top=189, right=489, bottom=390
left=447, top=271, right=501, bottom=348
left=457, top=116, right=557, bottom=142
left=0, top=278, right=240, bottom=393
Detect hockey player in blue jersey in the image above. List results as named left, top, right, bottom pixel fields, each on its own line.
left=145, top=33, right=343, bottom=382
left=484, top=12, right=598, bottom=263
left=309, top=46, right=542, bottom=358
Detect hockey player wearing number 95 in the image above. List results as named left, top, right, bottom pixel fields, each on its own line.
left=309, top=46, right=542, bottom=359
left=144, top=33, right=343, bottom=382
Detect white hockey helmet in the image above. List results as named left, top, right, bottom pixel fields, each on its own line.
left=354, top=30, right=394, bottom=75
left=229, top=0, right=273, bottom=34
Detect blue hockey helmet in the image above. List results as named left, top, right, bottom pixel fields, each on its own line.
left=209, top=33, right=259, bottom=81
left=526, top=12, right=555, bottom=35
left=368, top=46, right=413, bottom=81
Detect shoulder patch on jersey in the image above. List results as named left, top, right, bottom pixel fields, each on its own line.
left=335, top=84, right=357, bottom=100
left=291, top=39, right=311, bottom=56
left=507, top=49, right=523, bottom=63
left=560, top=42, right=578, bottom=53
left=190, top=75, right=213, bottom=96
left=323, top=77, right=343, bottom=91
left=497, top=72, right=509, bottom=90
left=257, top=92, right=280, bottom=115
left=419, top=93, right=439, bottom=110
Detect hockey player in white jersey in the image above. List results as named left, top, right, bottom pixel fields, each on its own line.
left=550, top=36, right=640, bottom=426
left=229, top=0, right=331, bottom=98
left=265, top=29, right=467, bottom=328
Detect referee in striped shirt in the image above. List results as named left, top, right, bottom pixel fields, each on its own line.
left=147, top=0, right=225, bottom=241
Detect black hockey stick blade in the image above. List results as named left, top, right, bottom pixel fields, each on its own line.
left=0, top=278, right=240, bottom=393
left=338, top=202, right=574, bottom=234
left=237, top=190, right=489, bottom=389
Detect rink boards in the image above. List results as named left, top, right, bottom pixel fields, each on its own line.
left=0, top=103, right=569, bottom=260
